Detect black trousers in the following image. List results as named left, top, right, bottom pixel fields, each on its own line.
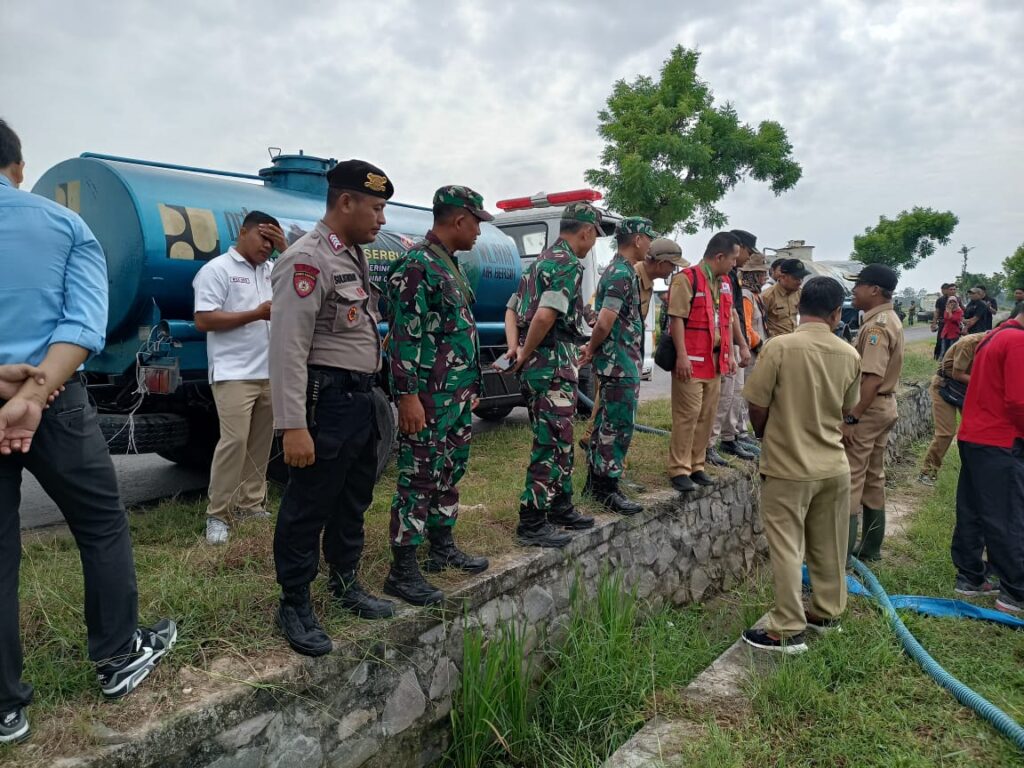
left=273, top=382, right=379, bottom=590
left=951, top=440, right=1024, bottom=600
left=0, top=380, right=138, bottom=712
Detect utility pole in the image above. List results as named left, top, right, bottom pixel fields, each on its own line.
left=959, top=244, right=974, bottom=283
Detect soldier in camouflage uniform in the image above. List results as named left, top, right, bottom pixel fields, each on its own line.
left=503, top=202, right=604, bottom=548
left=383, top=186, right=492, bottom=605
left=580, top=217, right=656, bottom=515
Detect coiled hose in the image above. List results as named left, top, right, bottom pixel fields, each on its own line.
left=851, top=557, right=1024, bottom=751
left=576, top=391, right=670, bottom=436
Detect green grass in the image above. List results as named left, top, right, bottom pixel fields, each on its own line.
left=446, top=570, right=760, bottom=768
left=901, top=338, right=937, bottom=383
left=675, top=447, right=1024, bottom=767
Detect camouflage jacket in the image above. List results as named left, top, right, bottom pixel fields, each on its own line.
left=593, top=253, right=643, bottom=379
left=510, top=238, right=587, bottom=382
left=386, top=232, right=480, bottom=404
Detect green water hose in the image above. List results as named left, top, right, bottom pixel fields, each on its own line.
left=576, top=391, right=670, bottom=436
left=851, top=557, right=1024, bottom=751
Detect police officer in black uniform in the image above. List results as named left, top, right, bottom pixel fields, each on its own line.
left=270, top=160, right=396, bottom=657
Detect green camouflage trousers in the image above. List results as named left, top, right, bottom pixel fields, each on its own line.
left=588, top=376, right=639, bottom=479
left=390, top=398, right=473, bottom=546
left=519, top=369, right=577, bottom=510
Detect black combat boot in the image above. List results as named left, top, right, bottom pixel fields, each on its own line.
left=588, top=472, right=643, bottom=516
left=277, top=584, right=332, bottom=657
left=516, top=504, right=572, bottom=548
left=424, top=527, right=489, bottom=574
left=548, top=493, right=595, bottom=530
left=328, top=569, right=395, bottom=619
left=383, top=546, right=444, bottom=606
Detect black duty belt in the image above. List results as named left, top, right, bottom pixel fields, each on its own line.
left=308, top=366, right=375, bottom=393
left=520, top=327, right=587, bottom=349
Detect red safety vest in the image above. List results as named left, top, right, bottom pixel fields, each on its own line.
left=682, top=265, right=733, bottom=379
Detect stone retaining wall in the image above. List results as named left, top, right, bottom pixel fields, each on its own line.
left=54, top=384, right=933, bottom=768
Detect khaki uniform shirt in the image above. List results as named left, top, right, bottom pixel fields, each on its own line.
left=743, top=323, right=862, bottom=481
left=635, top=260, right=655, bottom=322
left=856, top=302, right=904, bottom=396
left=761, top=282, right=800, bottom=337
left=270, top=220, right=382, bottom=429
left=939, top=332, right=984, bottom=379
left=667, top=266, right=723, bottom=348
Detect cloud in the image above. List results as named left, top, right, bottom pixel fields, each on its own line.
left=4, top=0, right=1021, bottom=290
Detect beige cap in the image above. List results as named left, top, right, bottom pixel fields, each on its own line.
left=739, top=253, right=769, bottom=273
left=647, top=237, right=689, bottom=268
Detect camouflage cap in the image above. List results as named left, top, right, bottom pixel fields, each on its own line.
left=561, top=201, right=603, bottom=233
left=647, top=237, right=689, bottom=268
left=433, top=185, right=494, bottom=222
left=615, top=216, right=657, bottom=239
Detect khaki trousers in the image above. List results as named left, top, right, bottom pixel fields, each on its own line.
left=845, top=397, right=898, bottom=515
left=762, top=473, right=851, bottom=637
left=669, top=375, right=721, bottom=477
left=922, top=376, right=958, bottom=474
left=710, top=347, right=746, bottom=444
left=207, top=379, right=274, bottom=524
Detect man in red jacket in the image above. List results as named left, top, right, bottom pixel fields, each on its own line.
left=951, top=302, right=1024, bottom=613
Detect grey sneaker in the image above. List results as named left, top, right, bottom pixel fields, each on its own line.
left=236, top=507, right=271, bottom=520
left=954, top=576, right=999, bottom=596
left=0, top=708, right=29, bottom=744
left=917, top=473, right=936, bottom=487
left=97, top=619, right=178, bottom=699
left=996, top=596, right=1023, bottom=615
left=206, top=518, right=229, bottom=545
left=804, top=611, right=842, bottom=634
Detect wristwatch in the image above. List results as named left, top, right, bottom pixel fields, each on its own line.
left=844, top=414, right=859, bottom=425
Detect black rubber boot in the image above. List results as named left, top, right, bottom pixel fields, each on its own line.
left=383, top=546, right=444, bottom=606
left=517, top=504, right=572, bottom=548
left=720, top=440, right=756, bottom=461
left=855, top=507, right=886, bottom=562
left=548, top=493, right=595, bottom=530
left=328, top=569, right=395, bottom=619
left=277, top=584, right=332, bottom=657
left=846, top=516, right=859, bottom=569
left=589, top=473, right=643, bottom=516
left=424, top=527, right=489, bottom=574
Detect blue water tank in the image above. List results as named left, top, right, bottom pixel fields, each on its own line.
left=31, top=152, right=522, bottom=375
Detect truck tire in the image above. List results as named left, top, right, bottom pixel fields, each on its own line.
left=155, top=413, right=219, bottom=470
left=267, top=387, right=396, bottom=487
left=576, top=365, right=596, bottom=417
left=474, top=405, right=514, bottom=422
left=100, top=413, right=189, bottom=456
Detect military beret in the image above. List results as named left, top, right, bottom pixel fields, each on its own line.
left=615, top=216, right=657, bottom=239
left=855, top=263, right=899, bottom=292
left=561, top=201, right=603, bottom=232
left=433, top=185, right=494, bottom=222
left=647, top=237, right=689, bottom=268
left=326, top=159, right=394, bottom=200
left=730, top=229, right=761, bottom=254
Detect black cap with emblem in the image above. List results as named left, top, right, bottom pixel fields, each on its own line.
left=326, top=159, right=394, bottom=200
left=854, top=263, right=899, bottom=292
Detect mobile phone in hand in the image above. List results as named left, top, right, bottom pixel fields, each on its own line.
left=493, top=356, right=512, bottom=371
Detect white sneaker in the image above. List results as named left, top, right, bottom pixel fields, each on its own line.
left=206, top=518, right=229, bottom=545
left=236, top=507, right=271, bottom=520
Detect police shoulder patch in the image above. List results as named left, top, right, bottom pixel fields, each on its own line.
left=867, top=332, right=880, bottom=346
left=293, top=263, right=320, bottom=298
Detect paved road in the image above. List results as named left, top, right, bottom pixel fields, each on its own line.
left=21, top=326, right=928, bottom=530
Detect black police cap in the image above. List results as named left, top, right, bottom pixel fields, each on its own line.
left=326, top=159, right=394, bottom=200
left=779, top=258, right=810, bottom=279
left=855, top=264, right=898, bottom=292
left=730, top=229, right=761, bottom=254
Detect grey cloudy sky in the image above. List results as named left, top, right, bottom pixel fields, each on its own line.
left=5, top=0, right=1023, bottom=291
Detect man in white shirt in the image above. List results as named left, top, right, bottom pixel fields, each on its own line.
left=193, top=211, right=287, bottom=544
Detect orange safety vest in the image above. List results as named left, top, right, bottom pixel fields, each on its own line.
left=682, top=265, right=733, bottom=379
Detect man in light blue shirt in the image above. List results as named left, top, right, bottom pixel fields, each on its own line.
left=0, top=119, right=176, bottom=745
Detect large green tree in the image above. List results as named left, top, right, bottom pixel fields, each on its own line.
left=958, top=271, right=1005, bottom=303
left=584, top=46, right=802, bottom=234
left=851, top=208, right=958, bottom=273
left=1003, top=242, right=1024, bottom=292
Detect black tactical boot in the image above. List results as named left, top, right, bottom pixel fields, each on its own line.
left=719, top=440, right=756, bottom=461
left=548, top=493, right=595, bottom=530
left=517, top=504, right=572, bottom=548
left=424, top=527, right=489, bottom=574
left=277, top=584, right=332, bottom=657
left=328, top=569, right=395, bottom=619
left=383, top=546, right=444, bottom=606
left=588, top=473, right=643, bottom=516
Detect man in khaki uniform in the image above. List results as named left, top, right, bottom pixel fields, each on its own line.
left=741, top=277, right=861, bottom=653
left=843, top=264, right=904, bottom=562
left=760, top=258, right=809, bottom=337
left=270, top=159, right=396, bottom=657
left=667, top=232, right=739, bottom=492
left=918, top=332, right=984, bottom=485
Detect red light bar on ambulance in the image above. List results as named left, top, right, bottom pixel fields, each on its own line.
left=495, top=189, right=603, bottom=211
